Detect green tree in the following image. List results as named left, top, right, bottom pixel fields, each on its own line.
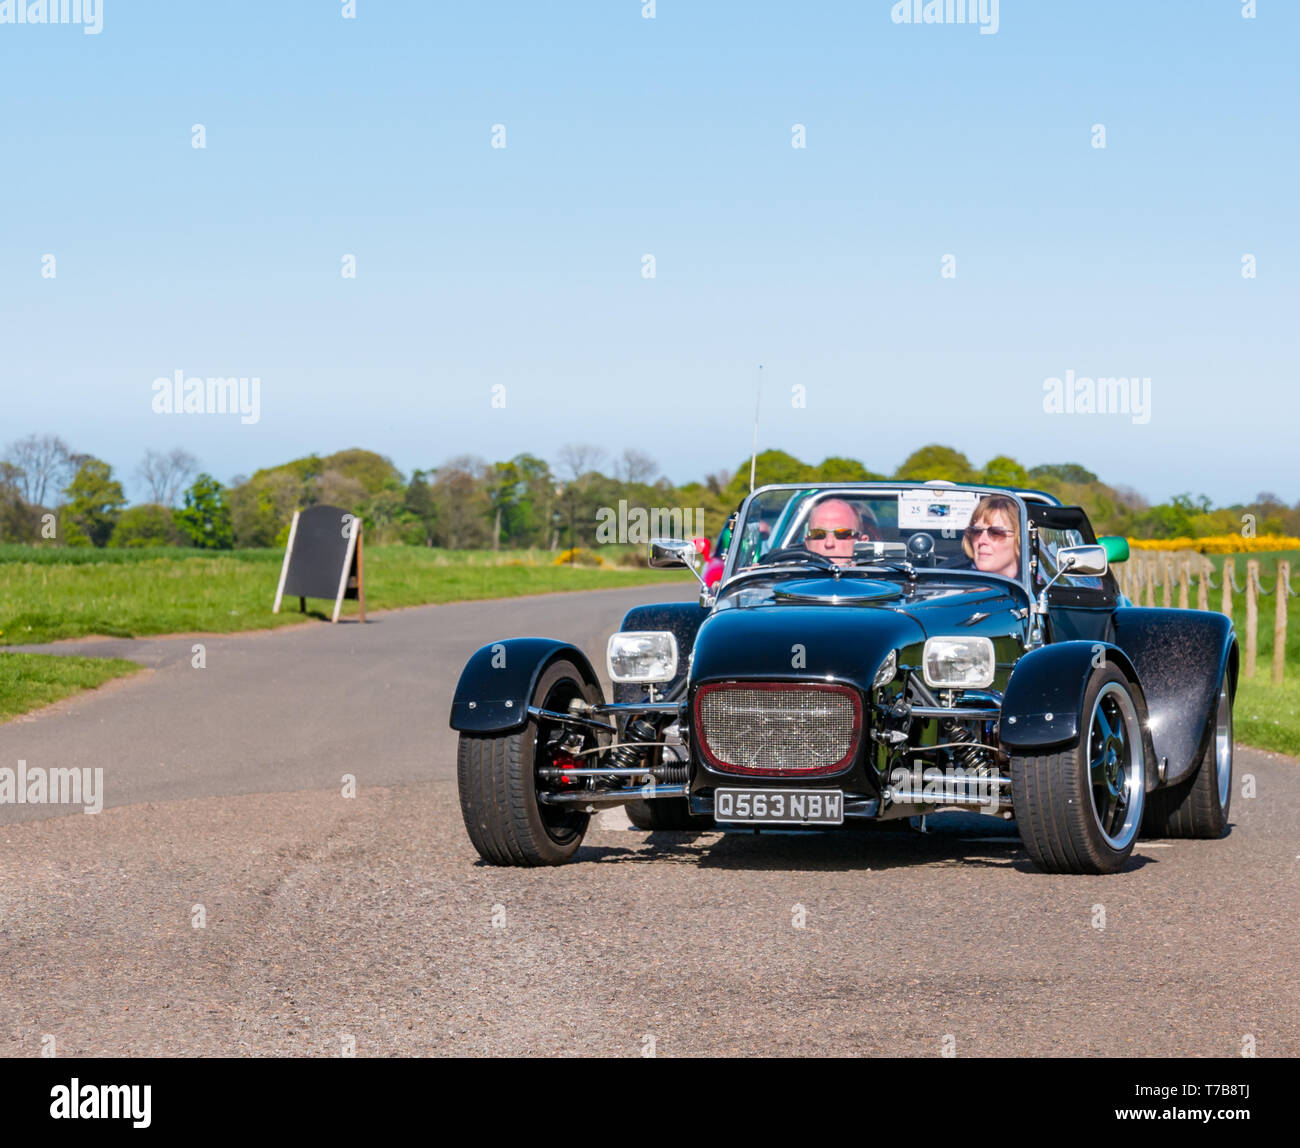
left=229, top=469, right=299, bottom=548
left=0, top=460, right=40, bottom=542
left=721, top=450, right=813, bottom=503
left=174, top=473, right=234, bottom=549
left=511, top=453, right=557, bottom=547
left=814, top=457, right=885, bottom=483
left=109, top=504, right=183, bottom=548
left=430, top=457, right=491, bottom=548
left=486, top=460, right=525, bottom=550
left=60, top=457, right=126, bottom=547
left=1028, top=462, right=1099, bottom=486
left=980, top=455, right=1030, bottom=488
left=403, top=469, right=437, bottom=544
left=1133, top=500, right=1195, bottom=540
left=893, top=445, right=977, bottom=483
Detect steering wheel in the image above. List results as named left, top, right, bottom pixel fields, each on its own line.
left=906, top=532, right=937, bottom=567
left=757, top=546, right=838, bottom=570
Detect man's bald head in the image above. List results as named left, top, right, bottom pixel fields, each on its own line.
left=806, top=499, right=862, bottom=564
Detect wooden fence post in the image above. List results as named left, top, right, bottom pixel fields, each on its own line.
left=1177, top=560, right=1190, bottom=609
left=1222, top=557, right=1234, bottom=620
left=1145, top=561, right=1156, bottom=608
left=1162, top=560, right=1173, bottom=608
left=1244, top=559, right=1259, bottom=680
left=1274, top=560, right=1289, bottom=686
left=1197, top=559, right=1209, bottom=611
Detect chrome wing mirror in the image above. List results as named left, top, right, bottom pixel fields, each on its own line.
left=1028, top=545, right=1107, bottom=646
left=648, top=537, right=712, bottom=603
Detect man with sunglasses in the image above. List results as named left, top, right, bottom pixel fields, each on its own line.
left=803, top=499, right=865, bottom=566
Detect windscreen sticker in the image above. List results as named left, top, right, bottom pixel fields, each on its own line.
left=897, top=490, right=981, bottom=530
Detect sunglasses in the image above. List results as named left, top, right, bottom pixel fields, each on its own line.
left=806, top=527, right=860, bottom=541
left=965, top=525, right=1015, bottom=540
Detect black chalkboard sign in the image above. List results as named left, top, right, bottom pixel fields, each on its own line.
left=272, top=505, right=366, bottom=623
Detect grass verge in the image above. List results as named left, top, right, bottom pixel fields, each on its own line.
left=0, top=545, right=687, bottom=646
left=1233, top=676, right=1300, bottom=758
left=0, top=652, right=142, bottom=722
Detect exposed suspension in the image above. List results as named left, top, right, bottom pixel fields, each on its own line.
left=608, top=717, right=688, bottom=784
left=939, top=716, right=996, bottom=775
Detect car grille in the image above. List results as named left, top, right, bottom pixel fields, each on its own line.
left=694, top=682, right=861, bottom=776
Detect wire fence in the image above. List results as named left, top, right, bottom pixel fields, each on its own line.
left=1118, top=553, right=1295, bottom=685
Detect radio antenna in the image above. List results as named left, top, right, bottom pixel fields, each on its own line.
left=749, top=364, right=763, bottom=492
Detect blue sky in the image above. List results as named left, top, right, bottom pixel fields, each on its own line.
left=1, top=1, right=1295, bottom=505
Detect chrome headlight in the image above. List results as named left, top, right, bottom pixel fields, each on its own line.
left=873, top=649, right=897, bottom=688
left=606, top=631, right=679, bottom=683
left=922, top=636, right=995, bottom=689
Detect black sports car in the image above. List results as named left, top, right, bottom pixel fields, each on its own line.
left=449, top=481, right=1237, bottom=874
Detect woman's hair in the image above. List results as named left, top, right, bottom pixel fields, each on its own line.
left=962, top=494, right=1022, bottom=570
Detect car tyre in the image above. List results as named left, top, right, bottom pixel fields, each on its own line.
left=456, top=659, right=598, bottom=866
left=1010, top=664, right=1147, bottom=874
left=1142, top=678, right=1233, bottom=839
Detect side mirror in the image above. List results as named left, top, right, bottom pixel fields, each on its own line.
left=1056, top=544, right=1108, bottom=577
left=648, top=538, right=698, bottom=569
left=1098, top=536, right=1130, bottom=564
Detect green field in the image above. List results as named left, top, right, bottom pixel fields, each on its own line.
left=1204, top=550, right=1299, bottom=756
left=1, top=543, right=1297, bottom=758
left=0, top=544, right=686, bottom=647
left=1125, top=549, right=1300, bottom=756
left=0, top=651, right=141, bottom=721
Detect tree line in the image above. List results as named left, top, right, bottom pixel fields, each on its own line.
left=1, top=433, right=1295, bottom=550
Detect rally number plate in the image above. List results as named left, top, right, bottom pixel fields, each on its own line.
left=713, top=788, right=844, bottom=826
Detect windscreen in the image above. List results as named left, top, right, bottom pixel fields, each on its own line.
left=731, top=487, right=1020, bottom=576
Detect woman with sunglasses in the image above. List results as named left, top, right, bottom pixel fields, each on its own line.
left=954, top=494, right=1021, bottom=579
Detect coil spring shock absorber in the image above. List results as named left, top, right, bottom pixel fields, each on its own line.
left=608, top=717, right=689, bottom=784
left=608, top=718, right=658, bottom=773
left=941, top=717, right=994, bottom=775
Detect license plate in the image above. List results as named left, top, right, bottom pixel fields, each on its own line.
left=713, top=788, right=844, bottom=826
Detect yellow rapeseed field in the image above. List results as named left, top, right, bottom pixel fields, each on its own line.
left=1128, top=534, right=1300, bottom=554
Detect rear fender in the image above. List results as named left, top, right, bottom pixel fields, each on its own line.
left=1111, top=608, right=1238, bottom=787
left=449, top=638, right=604, bottom=733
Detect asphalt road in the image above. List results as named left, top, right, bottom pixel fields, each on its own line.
left=1, top=585, right=1297, bottom=1057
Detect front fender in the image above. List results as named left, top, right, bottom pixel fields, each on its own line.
left=1000, top=641, right=1147, bottom=759
left=1111, top=607, right=1238, bottom=787
left=448, top=638, right=604, bottom=733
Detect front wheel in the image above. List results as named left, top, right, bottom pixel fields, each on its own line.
left=1010, top=665, right=1147, bottom=874
left=456, top=659, right=600, bottom=866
